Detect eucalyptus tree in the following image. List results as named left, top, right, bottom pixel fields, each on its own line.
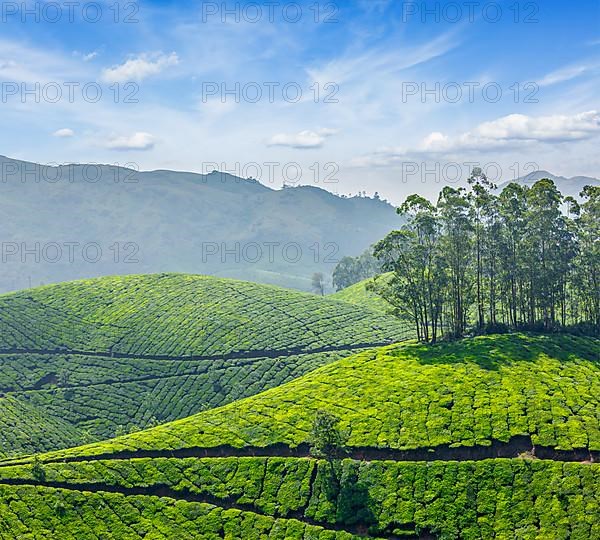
left=573, top=186, right=600, bottom=328
left=437, top=186, right=474, bottom=338
left=372, top=195, right=445, bottom=341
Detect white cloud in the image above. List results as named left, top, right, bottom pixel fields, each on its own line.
left=101, top=52, right=179, bottom=83
left=83, top=52, right=98, bottom=62
left=267, top=128, right=337, bottom=149
left=466, top=110, right=600, bottom=144
left=106, top=132, right=155, bottom=151
left=73, top=50, right=99, bottom=62
left=306, top=30, right=459, bottom=88
left=0, top=39, right=86, bottom=84
left=538, top=64, right=591, bottom=87
left=353, top=111, right=600, bottom=166
left=53, top=128, right=75, bottom=138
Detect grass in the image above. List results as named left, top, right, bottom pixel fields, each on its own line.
left=0, top=273, right=411, bottom=456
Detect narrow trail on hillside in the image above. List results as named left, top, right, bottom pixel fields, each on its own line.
left=0, top=478, right=428, bottom=540
left=0, top=340, right=404, bottom=364
left=3, top=342, right=398, bottom=394
left=1, top=436, right=595, bottom=468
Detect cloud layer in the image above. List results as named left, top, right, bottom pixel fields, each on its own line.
left=101, top=53, right=179, bottom=83
left=267, top=128, right=338, bottom=149
left=106, top=132, right=155, bottom=151
left=354, top=111, right=600, bottom=166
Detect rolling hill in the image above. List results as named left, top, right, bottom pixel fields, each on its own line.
left=331, top=274, right=392, bottom=313
left=28, top=333, right=599, bottom=458
left=0, top=273, right=410, bottom=457
left=0, top=155, right=400, bottom=293
left=0, top=334, right=597, bottom=539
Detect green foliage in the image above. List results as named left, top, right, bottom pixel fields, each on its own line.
left=374, top=176, right=599, bottom=340
left=332, top=249, right=381, bottom=291
left=0, top=273, right=408, bottom=456
left=0, top=334, right=597, bottom=538
left=0, top=483, right=364, bottom=539
left=0, top=273, right=406, bottom=356
left=0, top=396, right=82, bottom=458
left=330, top=273, right=394, bottom=314
left=310, top=411, right=347, bottom=460
left=19, top=334, right=598, bottom=463
left=30, top=457, right=46, bottom=482
left=0, top=457, right=596, bottom=538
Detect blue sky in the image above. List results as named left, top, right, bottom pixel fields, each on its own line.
left=1, top=0, right=599, bottom=202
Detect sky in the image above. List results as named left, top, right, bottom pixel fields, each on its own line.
left=0, top=0, right=599, bottom=203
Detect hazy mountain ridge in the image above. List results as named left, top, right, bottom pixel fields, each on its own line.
left=0, top=156, right=399, bottom=293
left=502, top=169, right=599, bottom=198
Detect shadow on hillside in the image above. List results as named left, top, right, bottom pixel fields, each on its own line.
left=310, top=461, right=378, bottom=532
left=394, top=333, right=599, bottom=371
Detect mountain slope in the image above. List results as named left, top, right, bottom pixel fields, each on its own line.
left=503, top=169, right=599, bottom=198
left=330, top=274, right=393, bottom=313
left=0, top=273, right=410, bottom=455
left=26, top=333, right=599, bottom=460
left=0, top=334, right=597, bottom=539
left=0, top=155, right=400, bottom=293
left=0, top=397, right=82, bottom=458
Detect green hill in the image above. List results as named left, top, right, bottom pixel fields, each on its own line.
left=0, top=334, right=597, bottom=539
left=29, top=333, right=599, bottom=459
left=0, top=273, right=409, bottom=456
left=0, top=396, right=82, bottom=458
left=330, top=274, right=392, bottom=313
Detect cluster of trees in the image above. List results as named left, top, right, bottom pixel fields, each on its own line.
left=332, top=249, right=381, bottom=291
left=371, top=170, right=599, bottom=341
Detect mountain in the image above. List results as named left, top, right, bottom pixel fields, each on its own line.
left=0, top=273, right=410, bottom=456
left=0, top=155, right=400, bottom=293
left=501, top=169, right=599, bottom=198
left=1, top=334, right=597, bottom=538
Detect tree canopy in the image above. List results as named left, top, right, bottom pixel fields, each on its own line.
left=371, top=175, right=599, bottom=341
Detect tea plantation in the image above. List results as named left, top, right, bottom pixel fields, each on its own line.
left=0, top=457, right=597, bottom=539
left=24, top=333, right=598, bottom=461
left=0, top=396, right=81, bottom=458
left=0, top=334, right=597, bottom=539
left=331, top=275, right=392, bottom=314
left=0, top=274, right=410, bottom=456
left=0, top=273, right=408, bottom=356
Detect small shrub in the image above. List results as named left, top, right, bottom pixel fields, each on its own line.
left=31, top=457, right=46, bottom=482
left=309, top=410, right=347, bottom=460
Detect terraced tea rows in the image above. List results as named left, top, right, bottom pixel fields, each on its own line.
left=0, top=397, right=82, bottom=458
left=331, top=275, right=392, bottom=314
left=0, top=451, right=597, bottom=537
left=1, top=274, right=409, bottom=357
left=0, top=334, right=597, bottom=538
left=27, top=334, right=598, bottom=463
left=0, top=274, right=411, bottom=456
left=0, top=484, right=367, bottom=540
left=3, top=349, right=366, bottom=438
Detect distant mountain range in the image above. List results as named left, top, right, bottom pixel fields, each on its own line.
left=0, top=156, right=400, bottom=293
left=503, top=170, right=599, bottom=198
left=2, top=156, right=596, bottom=294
